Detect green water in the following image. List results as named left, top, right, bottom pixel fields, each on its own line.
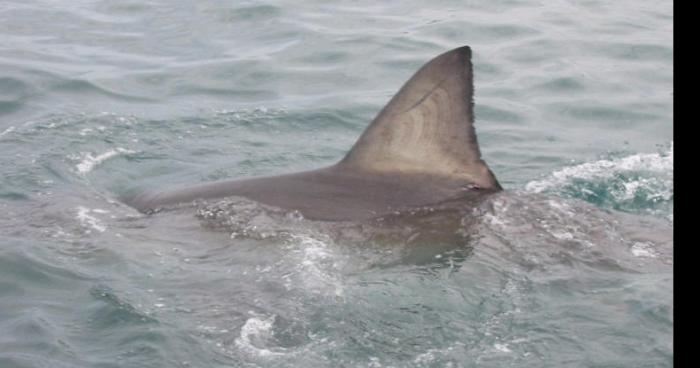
left=0, top=1, right=672, bottom=367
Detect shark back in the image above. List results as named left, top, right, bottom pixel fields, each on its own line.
left=125, top=46, right=501, bottom=219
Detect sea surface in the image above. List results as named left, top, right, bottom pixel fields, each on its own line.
left=0, top=1, right=673, bottom=367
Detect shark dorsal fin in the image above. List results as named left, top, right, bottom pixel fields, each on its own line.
left=339, top=46, right=500, bottom=189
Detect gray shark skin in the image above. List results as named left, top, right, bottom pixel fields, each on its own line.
left=126, top=46, right=502, bottom=221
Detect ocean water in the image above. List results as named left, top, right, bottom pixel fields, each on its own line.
left=0, top=1, right=673, bottom=367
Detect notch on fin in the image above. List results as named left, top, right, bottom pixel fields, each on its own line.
left=339, top=46, right=500, bottom=190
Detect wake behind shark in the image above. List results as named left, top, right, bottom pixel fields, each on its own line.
left=126, top=46, right=502, bottom=221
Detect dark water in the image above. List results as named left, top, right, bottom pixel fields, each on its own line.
left=0, top=1, right=672, bottom=367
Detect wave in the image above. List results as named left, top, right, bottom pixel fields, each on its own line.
left=525, top=143, right=673, bottom=221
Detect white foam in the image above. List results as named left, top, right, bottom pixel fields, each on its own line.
left=0, top=126, right=15, bottom=139
left=77, top=206, right=107, bottom=233
left=368, top=357, right=382, bottom=367
left=549, top=231, right=574, bottom=241
left=289, top=234, right=345, bottom=297
left=547, top=199, right=574, bottom=216
left=76, top=148, right=135, bottom=174
left=414, top=343, right=462, bottom=365
left=481, top=197, right=511, bottom=228
left=234, top=313, right=287, bottom=357
left=494, top=343, right=512, bottom=353
left=630, top=242, right=658, bottom=258
left=414, top=348, right=444, bottom=365
left=525, top=145, right=673, bottom=194
left=79, top=128, right=93, bottom=136
left=414, top=350, right=437, bottom=365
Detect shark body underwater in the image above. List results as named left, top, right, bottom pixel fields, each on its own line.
left=126, top=46, right=503, bottom=221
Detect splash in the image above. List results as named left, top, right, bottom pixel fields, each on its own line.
left=75, top=148, right=135, bottom=174
left=76, top=206, right=108, bottom=233
left=525, top=143, right=673, bottom=220
left=0, top=126, right=15, bottom=139
left=285, top=234, right=346, bottom=297
left=235, top=313, right=289, bottom=358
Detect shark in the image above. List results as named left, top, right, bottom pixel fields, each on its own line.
left=125, top=46, right=502, bottom=221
